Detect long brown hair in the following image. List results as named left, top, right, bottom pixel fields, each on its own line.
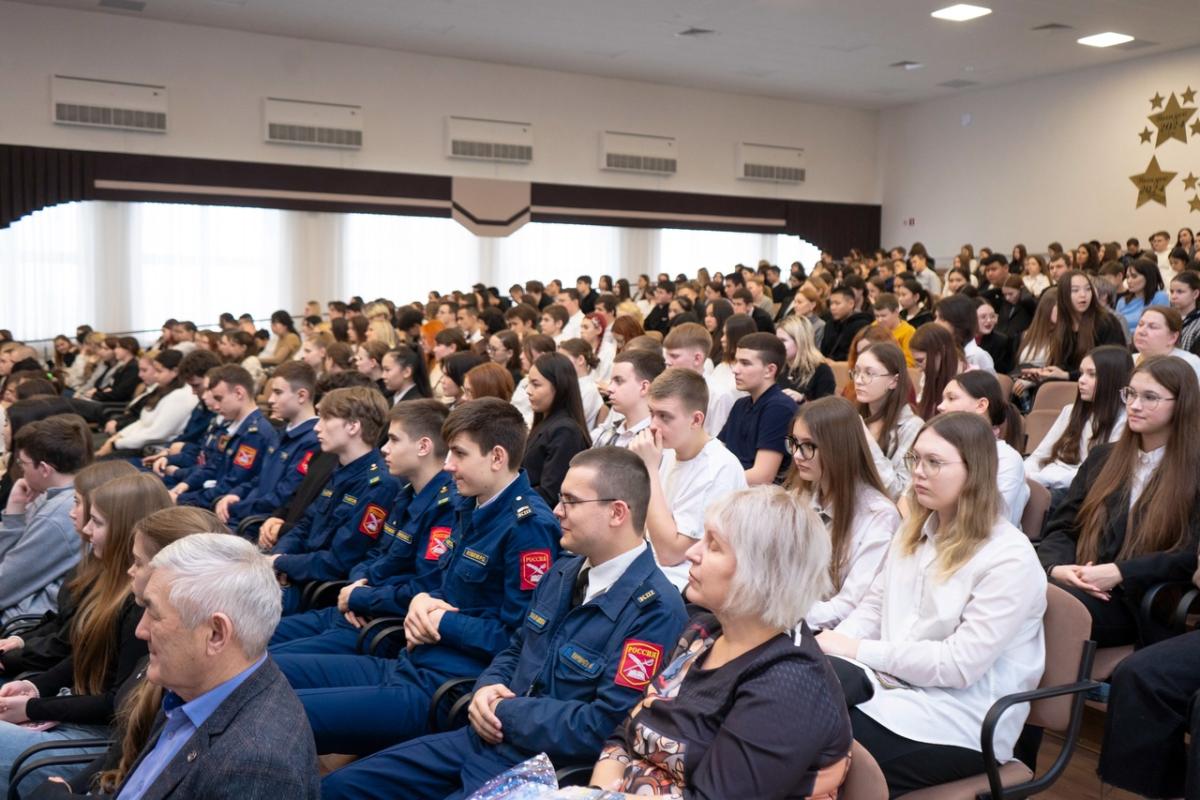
left=1048, top=270, right=1105, bottom=369
left=72, top=474, right=172, bottom=695
left=1045, top=345, right=1132, bottom=467
left=785, top=397, right=889, bottom=590
left=1075, top=356, right=1200, bottom=563
left=96, top=507, right=230, bottom=795
left=1017, top=288, right=1059, bottom=363
left=854, top=342, right=912, bottom=453
left=64, top=461, right=139, bottom=601
left=899, top=412, right=1000, bottom=577
left=910, top=323, right=963, bottom=420
left=841, top=325, right=893, bottom=400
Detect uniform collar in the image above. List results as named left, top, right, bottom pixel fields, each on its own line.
left=459, top=471, right=533, bottom=532
left=283, top=416, right=318, bottom=439
left=405, top=471, right=454, bottom=523
left=587, top=546, right=661, bottom=621
left=582, top=541, right=647, bottom=606
left=332, top=449, right=384, bottom=485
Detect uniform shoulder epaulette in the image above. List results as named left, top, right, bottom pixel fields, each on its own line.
left=437, top=485, right=451, bottom=505
left=368, top=476, right=381, bottom=485
left=634, top=585, right=660, bottom=607
left=513, top=494, right=533, bottom=521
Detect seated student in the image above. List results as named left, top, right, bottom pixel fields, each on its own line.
left=95, top=350, right=195, bottom=458
left=269, top=400, right=455, bottom=656
left=936, top=371, right=1029, bottom=527
left=539, top=304, right=570, bottom=344
left=852, top=342, right=922, bottom=499
left=321, top=448, right=687, bottom=799
left=261, top=309, right=303, bottom=367
left=461, top=362, right=515, bottom=403
left=1132, top=305, right=1200, bottom=388
left=513, top=334, right=556, bottom=427
left=1038, top=355, right=1200, bottom=647
left=381, top=345, right=433, bottom=406
left=268, top=386, right=400, bottom=614
left=1025, top=345, right=1131, bottom=493
left=141, top=348, right=221, bottom=476
left=820, top=412, right=1046, bottom=795
left=786, top=397, right=899, bottom=631
left=820, top=286, right=874, bottom=361
left=896, top=277, right=934, bottom=329
left=910, top=322, right=965, bottom=420
left=218, top=330, right=267, bottom=393
left=592, top=485, right=852, bottom=798
left=775, top=315, right=836, bottom=403
left=521, top=353, right=592, bottom=506
left=300, top=330, right=334, bottom=376
left=0, top=415, right=91, bottom=623
left=871, top=293, right=916, bottom=366
left=169, top=366, right=278, bottom=509
left=591, top=349, right=665, bottom=448
left=975, top=298, right=1017, bottom=375
left=0, top=473, right=171, bottom=794
left=152, top=383, right=224, bottom=489
left=439, top=352, right=486, bottom=410
left=1116, top=258, right=1170, bottom=336
left=717, top=333, right=797, bottom=485
left=729, top=288, right=776, bottom=333
left=1170, top=270, right=1200, bottom=353
left=214, top=362, right=320, bottom=536
left=662, top=322, right=741, bottom=437
left=1028, top=270, right=1126, bottom=386
left=0, top=460, right=136, bottom=678
left=93, top=353, right=159, bottom=434
left=81, top=338, right=141, bottom=405
left=272, top=399, right=560, bottom=756
left=631, top=368, right=746, bottom=589
left=936, top=293, right=994, bottom=373
left=557, top=338, right=604, bottom=430
left=354, top=339, right=392, bottom=398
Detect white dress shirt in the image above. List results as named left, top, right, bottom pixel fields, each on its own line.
left=997, top=439, right=1029, bottom=527
left=1129, top=445, right=1166, bottom=509
left=562, top=311, right=585, bottom=341
left=590, top=414, right=651, bottom=449
left=1024, top=405, right=1126, bottom=490
left=865, top=405, right=925, bottom=500
left=578, top=373, right=604, bottom=431
left=803, top=485, right=899, bottom=630
left=835, top=515, right=1047, bottom=761
left=963, top=340, right=996, bottom=374
left=704, top=362, right=746, bottom=436
left=580, top=542, right=648, bottom=605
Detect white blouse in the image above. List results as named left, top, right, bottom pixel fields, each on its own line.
left=835, top=515, right=1047, bottom=761
left=1024, top=405, right=1126, bottom=490
left=865, top=405, right=925, bottom=500
left=113, top=386, right=198, bottom=451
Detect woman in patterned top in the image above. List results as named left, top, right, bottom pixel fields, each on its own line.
left=588, top=484, right=852, bottom=799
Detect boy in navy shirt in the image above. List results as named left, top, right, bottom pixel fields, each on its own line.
left=717, top=333, right=797, bottom=485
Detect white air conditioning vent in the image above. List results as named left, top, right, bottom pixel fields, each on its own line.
left=264, top=98, right=363, bottom=150
left=599, top=131, right=677, bottom=176
left=51, top=75, right=167, bottom=133
left=446, top=116, right=533, bottom=164
left=737, top=142, right=805, bottom=184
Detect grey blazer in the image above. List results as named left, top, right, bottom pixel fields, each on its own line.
left=117, top=657, right=319, bottom=800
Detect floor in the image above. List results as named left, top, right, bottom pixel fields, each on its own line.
left=1036, top=709, right=1138, bottom=800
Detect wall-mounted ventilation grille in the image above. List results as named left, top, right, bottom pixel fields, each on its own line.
left=55, top=102, right=165, bottom=131
left=445, top=117, right=534, bottom=164
left=267, top=123, right=362, bottom=148
left=263, top=98, right=363, bottom=150
left=742, top=163, right=805, bottom=183
left=605, top=153, right=677, bottom=174
left=52, top=75, right=168, bottom=134
left=737, top=142, right=804, bottom=184
left=450, top=140, right=533, bottom=162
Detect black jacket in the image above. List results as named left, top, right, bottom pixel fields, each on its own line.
left=819, top=312, right=874, bottom=361
left=0, top=568, right=82, bottom=675
left=522, top=410, right=590, bottom=507
left=644, top=303, right=671, bottom=335
left=1038, top=443, right=1200, bottom=597
left=93, top=359, right=140, bottom=403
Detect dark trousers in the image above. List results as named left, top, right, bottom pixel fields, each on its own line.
left=1057, top=583, right=1173, bottom=648
left=1100, top=631, right=1200, bottom=799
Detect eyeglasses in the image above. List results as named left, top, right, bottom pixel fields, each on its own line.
left=558, top=495, right=620, bottom=508
left=1119, top=387, right=1175, bottom=410
left=784, top=436, right=818, bottom=461
left=902, top=452, right=963, bottom=476
left=849, top=368, right=894, bottom=384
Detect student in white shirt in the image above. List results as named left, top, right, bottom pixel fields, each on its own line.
left=94, top=350, right=196, bottom=457
left=1131, top=305, right=1200, bottom=390
left=852, top=342, right=924, bottom=499
left=785, top=396, right=898, bottom=631
left=1037, top=355, right=1200, bottom=647
left=1025, top=346, right=1131, bottom=492
left=819, top=411, right=1046, bottom=795
left=590, top=350, right=665, bottom=449
left=580, top=314, right=615, bottom=384
left=936, top=293, right=994, bottom=373
left=630, top=368, right=747, bottom=589
left=936, top=371, right=1029, bottom=528
left=539, top=305, right=569, bottom=345
left=513, top=334, right=557, bottom=428
left=557, top=290, right=585, bottom=341
left=662, top=321, right=747, bottom=437
left=558, top=338, right=604, bottom=431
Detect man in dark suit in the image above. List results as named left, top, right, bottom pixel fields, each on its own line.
left=115, top=534, right=319, bottom=799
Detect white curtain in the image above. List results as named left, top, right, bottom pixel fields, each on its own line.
left=0, top=202, right=96, bottom=340
left=340, top=213, right=482, bottom=303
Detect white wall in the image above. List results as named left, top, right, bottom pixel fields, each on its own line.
left=880, top=46, right=1200, bottom=260
left=0, top=2, right=880, bottom=205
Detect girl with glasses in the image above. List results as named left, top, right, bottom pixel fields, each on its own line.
left=852, top=342, right=922, bottom=499
left=1038, top=355, right=1200, bottom=647
left=784, top=397, right=898, bottom=631
left=818, top=412, right=1046, bottom=795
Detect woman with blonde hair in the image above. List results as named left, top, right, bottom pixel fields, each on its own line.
left=365, top=319, right=398, bottom=350
left=776, top=315, right=834, bottom=403
left=819, top=412, right=1046, bottom=795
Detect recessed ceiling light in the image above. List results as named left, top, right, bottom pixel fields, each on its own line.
left=889, top=60, right=925, bottom=71
left=676, top=27, right=716, bottom=37
left=931, top=4, right=992, bottom=22
left=1077, top=31, right=1135, bottom=48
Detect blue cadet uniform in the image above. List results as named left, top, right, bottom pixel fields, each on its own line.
left=225, top=417, right=320, bottom=533
left=271, top=449, right=401, bottom=614
left=269, top=471, right=457, bottom=655
left=161, top=414, right=225, bottom=489
left=176, top=408, right=278, bottom=508
left=273, top=470, right=560, bottom=757
left=321, top=546, right=687, bottom=800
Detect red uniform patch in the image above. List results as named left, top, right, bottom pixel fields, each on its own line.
left=358, top=504, right=387, bottom=539
left=296, top=450, right=314, bottom=475
left=233, top=444, right=257, bottom=469
left=424, top=527, right=452, bottom=561
left=613, top=639, right=664, bottom=690
left=519, top=549, right=551, bottom=591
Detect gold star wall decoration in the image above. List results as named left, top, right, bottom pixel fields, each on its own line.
left=1148, top=93, right=1197, bottom=147
left=1184, top=86, right=1198, bottom=104
left=1139, top=127, right=1153, bottom=143
left=1186, top=173, right=1199, bottom=191
left=1130, top=156, right=1177, bottom=208
left=1192, top=119, right=1200, bottom=137
left=1190, top=195, right=1200, bottom=213
left=1151, top=92, right=1165, bottom=109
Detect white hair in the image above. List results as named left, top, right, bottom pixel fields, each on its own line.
left=704, top=485, right=832, bottom=630
left=150, top=533, right=281, bottom=657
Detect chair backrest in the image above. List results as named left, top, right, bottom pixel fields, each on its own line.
left=830, top=361, right=851, bottom=394
left=995, top=372, right=1014, bottom=401
left=1028, top=585, right=1093, bottom=731
left=1022, top=408, right=1062, bottom=456
left=1032, top=381, right=1078, bottom=413
left=840, top=740, right=888, bottom=800
left=1021, top=478, right=1051, bottom=541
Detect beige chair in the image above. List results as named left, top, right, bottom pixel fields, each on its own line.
left=1020, top=479, right=1051, bottom=542
left=841, top=740, right=888, bottom=800
left=995, top=373, right=1014, bottom=401
left=830, top=361, right=851, bottom=395
left=1031, top=381, right=1077, bottom=414
left=902, top=585, right=1098, bottom=800
left=1021, top=409, right=1061, bottom=456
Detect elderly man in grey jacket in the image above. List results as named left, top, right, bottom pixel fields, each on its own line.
left=0, top=415, right=88, bottom=623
